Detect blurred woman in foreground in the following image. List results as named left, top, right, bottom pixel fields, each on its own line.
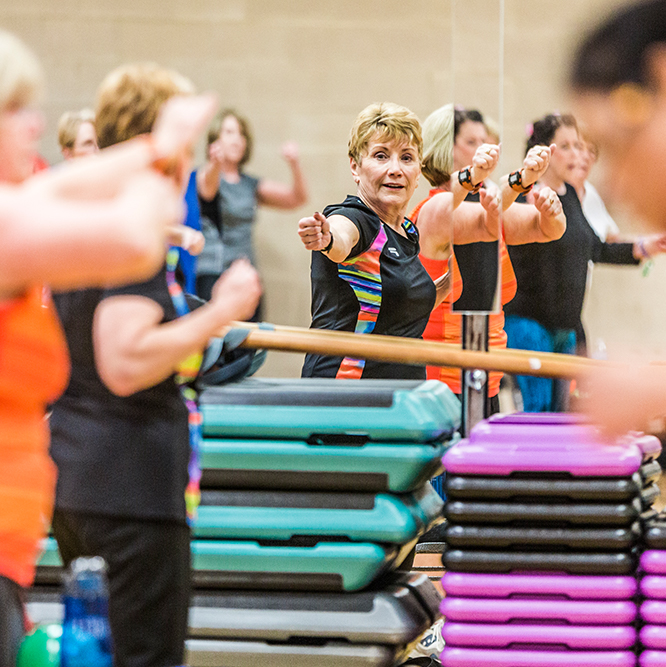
left=570, top=0, right=666, bottom=433
left=0, top=30, right=211, bottom=666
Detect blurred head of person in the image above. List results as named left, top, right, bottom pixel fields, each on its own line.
left=206, top=109, right=253, bottom=168
left=0, top=29, right=45, bottom=185
left=570, top=0, right=666, bottom=230
left=526, top=113, right=581, bottom=190
left=453, top=107, right=487, bottom=171
left=95, top=62, right=195, bottom=189
left=347, top=102, right=423, bottom=219
left=58, top=108, right=98, bottom=160
left=421, top=103, right=454, bottom=188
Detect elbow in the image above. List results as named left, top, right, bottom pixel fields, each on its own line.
left=97, top=364, right=144, bottom=397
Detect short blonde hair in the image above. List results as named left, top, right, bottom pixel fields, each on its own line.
left=421, top=104, right=454, bottom=187
left=206, top=109, right=253, bottom=167
left=348, top=102, right=422, bottom=164
left=95, top=63, right=194, bottom=149
left=57, top=108, right=95, bottom=150
left=0, top=29, right=43, bottom=113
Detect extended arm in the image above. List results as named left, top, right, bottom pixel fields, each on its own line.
left=503, top=187, right=566, bottom=244
left=93, top=259, right=261, bottom=396
left=257, top=142, right=308, bottom=209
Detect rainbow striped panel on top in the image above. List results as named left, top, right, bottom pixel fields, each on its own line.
left=336, top=226, right=387, bottom=379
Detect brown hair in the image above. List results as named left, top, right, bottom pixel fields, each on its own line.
left=95, top=62, right=194, bottom=149
left=206, top=109, right=253, bottom=167
left=525, top=113, right=578, bottom=155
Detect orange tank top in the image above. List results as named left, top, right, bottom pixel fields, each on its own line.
left=411, top=189, right=517, bottom=397
left=0, top=286, right=69, bottom=587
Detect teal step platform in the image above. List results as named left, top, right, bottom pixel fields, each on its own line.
left=194, top=484, right=444, bottom=544
left=200, top=378, right=460, bottom=442
left=37, top=538, right=409, bottom=592
left=200, top=438, right=451, bottom=493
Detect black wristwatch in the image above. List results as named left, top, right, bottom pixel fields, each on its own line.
left=508, top=169, right=533, bottom=194
left=458, top=167, right=483, bottom=194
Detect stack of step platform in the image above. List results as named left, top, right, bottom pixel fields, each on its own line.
left=640, top=515, right=666, bottom=666
left=439, top=412, right=662, bottom=667
left=31, top=378, right=460, bottom=667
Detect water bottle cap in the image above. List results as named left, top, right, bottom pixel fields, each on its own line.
left=70, top=556, right=107, bottom=575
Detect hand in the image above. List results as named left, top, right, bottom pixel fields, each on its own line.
left=281, top=141, right=300, bottom=164
left=640, top=234, right=666, bottom=258
left=208, top=140, right=225, bottom=167
left=479, top=183, right=501, bottom=239
left=210, top=258, right=262, bottom=322
left=152, top=94, right=218, bottom=164
left=533, top=186, right=563, bottom=219
left=580, top=361, right=664, bottom=437
left=521, top=143, right=555, bottom=187
left=298, top=211, right=331, bottom=251
left=166, top=226, right=205, bottom=255
left=471, top=143, right=500, bottom=183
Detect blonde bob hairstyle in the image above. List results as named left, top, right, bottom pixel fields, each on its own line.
left=95, top=62, right=194, bottom=149
left=0, top=29, right=43, bottom=113
left=348, top=102, right=422, bottom=164
left=421, top=104, right=454, bottom=187
left=57, top=108, right=95, bottom=151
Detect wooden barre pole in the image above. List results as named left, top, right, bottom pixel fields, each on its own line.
left=220, top=321, right=611, bottom=380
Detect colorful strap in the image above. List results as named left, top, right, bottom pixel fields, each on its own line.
left=165, top=247, right=203, bottom=525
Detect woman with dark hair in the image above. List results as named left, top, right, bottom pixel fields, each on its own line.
left=196, top=109, right=308, bottom=305
left=569, top=0, right=666, bottom=433
left=505, top=111, right=666, bottom=412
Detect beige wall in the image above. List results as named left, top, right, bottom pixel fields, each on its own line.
left=2, top=0, right=662, bottom=375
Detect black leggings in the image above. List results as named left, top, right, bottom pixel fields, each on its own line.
left=0, top=575, right=24, bottom=667
left=52, top=509, right=191, bottom=667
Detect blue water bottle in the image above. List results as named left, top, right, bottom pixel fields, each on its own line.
left=61, top=556, right=113, bottom=667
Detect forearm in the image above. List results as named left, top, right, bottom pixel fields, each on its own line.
left=25, top=137, right=154, bottom=201
left=499, top=175, right=520, bottom=212
left=433, top=271, right=451, bottom=308
left=503, top=205, right=565, bottom=244
left=285, top=160, right=308, bottom=208
left=197, top=160, right=223, bottom=201
left=95, top=299, right=241, bottom=396
left=0, top=191, right=166, bottom=291
left=453, top=203, right=497, bottom=244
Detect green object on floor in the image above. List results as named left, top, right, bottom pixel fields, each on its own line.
left=17, top=623, right=62, bottom=666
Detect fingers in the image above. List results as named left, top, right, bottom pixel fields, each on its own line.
left=473, top=143, right=500, bottom=171
left=297, top=211, right=329, bottom=250
left=534, top=187, right=562, bottom=217
left=523, top=144, right=552, bottom=175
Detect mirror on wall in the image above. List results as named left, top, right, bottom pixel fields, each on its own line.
left=450, top=0, right=503, bottom=314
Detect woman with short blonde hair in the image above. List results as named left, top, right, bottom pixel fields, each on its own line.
left=297, top=102, right=449, bottom=379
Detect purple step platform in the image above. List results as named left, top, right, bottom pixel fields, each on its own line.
left=440, top=597, right=637, bottom=624
left=443, top=419, right=642, bottom=477
left=443, top=622, right=637, bottom=649
left=641, top=576, right=666, bottom=599
left=641, top=651, right=666, bottom=667
left=642, top=551, right=666, bottom=574
left=641, top=626, right=666, bottom=649
left=642, top=601, right=666, bottom=624
left=441, top=572, right=637, bottom=599
left=441, top=647, right=637, bottom=667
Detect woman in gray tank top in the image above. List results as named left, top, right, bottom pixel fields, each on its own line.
left=196, top=109, right=308, bottom=310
